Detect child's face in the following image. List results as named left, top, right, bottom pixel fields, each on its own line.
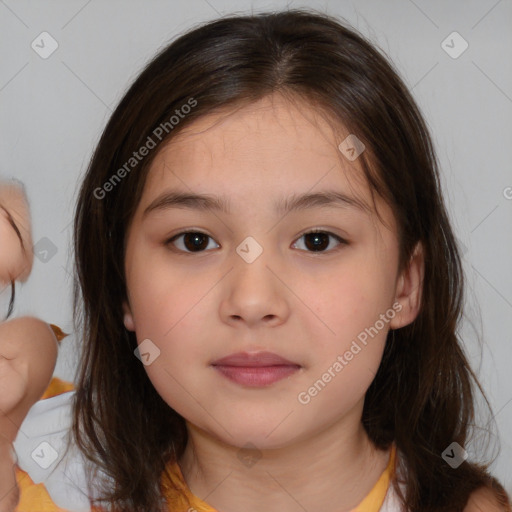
left=123, top=93, right=408, bottom=450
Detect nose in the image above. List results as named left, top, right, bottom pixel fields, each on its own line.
left=219, top=245, right=290, bottom=328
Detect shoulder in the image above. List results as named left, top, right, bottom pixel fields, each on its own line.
left=463, top=486, right=510, bottom=512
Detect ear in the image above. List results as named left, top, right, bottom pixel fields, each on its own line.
left=122, top=300, right=136, bottom=331
left=390, top=241, right=424, bottom=330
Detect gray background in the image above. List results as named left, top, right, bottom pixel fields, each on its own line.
left=1, top=0, right=511, bottom=493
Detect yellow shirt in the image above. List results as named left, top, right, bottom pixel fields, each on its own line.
left=15, top=377, right=397, bottom=512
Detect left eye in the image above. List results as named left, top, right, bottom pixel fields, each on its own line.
left=165, top=230, right=346, bottom=254
left=292, top=230, right=346, bottom=253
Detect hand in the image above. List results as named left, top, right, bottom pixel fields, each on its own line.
left=0, top=354, right=28, bottom=429
left=0, top=318, right=61, bottom=512
left=0, top=179, right=34, bottom=285
left=0, top=442, right=19, bottom=512
left=0, top=318, right=59, bottom=443
left=0, top=343, right=25, bottom=512
left=0, top=181, right=57, bottom=512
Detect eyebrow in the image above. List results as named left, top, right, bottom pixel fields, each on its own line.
left=142, top=189, right=371, bottom=218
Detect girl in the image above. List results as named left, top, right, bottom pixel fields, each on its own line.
left=2, top=8, right=511, bottom=512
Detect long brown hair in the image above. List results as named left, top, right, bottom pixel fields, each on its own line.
left=72, top=9, right=511, bottom=511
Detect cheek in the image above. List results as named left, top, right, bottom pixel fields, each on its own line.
left=297, top=311, right=388, bottom=417
left=127, top=262, right=214, bottom=370
left=298, top=263, right=391, bottom=349
left=295, top=262, right=392, bottom=406
left=127, top=244, right=199, bottom=333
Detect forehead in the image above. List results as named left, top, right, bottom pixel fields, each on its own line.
left=147, top=95, right=368, bottom=196
left=140, top=94, right=395, bottom=235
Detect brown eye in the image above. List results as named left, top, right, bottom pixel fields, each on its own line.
left=165, top=229, right=347, bottom=255
left=166, top=231, right=219, bottom=253
left=292, top=230, right=346, bottom=253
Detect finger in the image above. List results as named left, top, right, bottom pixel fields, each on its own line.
left=0, top=180, right=34, bottom=283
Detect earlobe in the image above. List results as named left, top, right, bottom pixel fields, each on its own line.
left=390, top=242, right=425, bottom=330
left=122, top=301, right=136, bottom=331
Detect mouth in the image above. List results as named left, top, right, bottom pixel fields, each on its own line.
left=210, top=351, right=301, bottom=387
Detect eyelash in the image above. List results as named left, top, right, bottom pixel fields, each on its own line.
left=164, top=229, right=348, bottom=255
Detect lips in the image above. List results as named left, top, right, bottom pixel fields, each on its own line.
left=211, top=351, right=301, bottom=387
left=211, top=351, right=299, bottom=367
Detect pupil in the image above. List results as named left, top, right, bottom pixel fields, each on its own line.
left=306, top=232, right=328, bottom=251
left=185, top=233, right=208, bottom=251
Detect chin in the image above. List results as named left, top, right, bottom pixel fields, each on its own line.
left=218, top=423, right=304, bottom=452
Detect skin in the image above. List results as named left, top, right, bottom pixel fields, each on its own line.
left=464, top=487, right=508, bottom=512
left=0, top=181, right=59, bottom=512
left=0, top=181, right=33, bottom=284
left=0, top=318, right=59, bottom=512
left=122, top=92, right=425, bottom=512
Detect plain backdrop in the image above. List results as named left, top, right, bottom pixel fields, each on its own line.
left=1, top=0, right=511, bottom=493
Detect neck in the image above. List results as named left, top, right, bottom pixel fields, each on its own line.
left=178, top=403, right=391, bottom=512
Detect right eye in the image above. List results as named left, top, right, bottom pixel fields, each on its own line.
left=165, top=231, right=220, bottom=254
